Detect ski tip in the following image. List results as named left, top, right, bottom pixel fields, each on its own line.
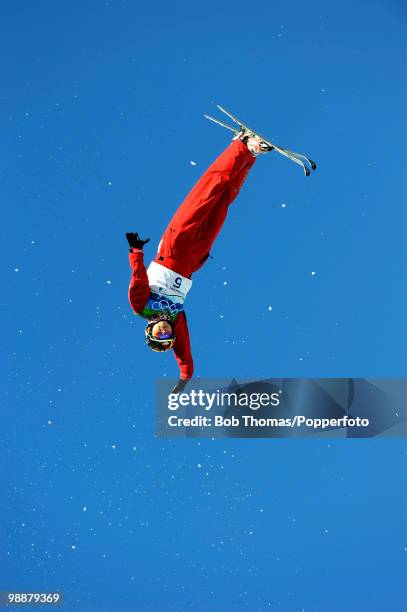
left=310, top=159, right=317, bottom=171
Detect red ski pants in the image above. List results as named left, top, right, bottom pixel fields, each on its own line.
left=154, top=139, right=256, bottom=278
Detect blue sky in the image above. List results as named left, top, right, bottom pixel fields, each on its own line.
left=1, top=1, right=406, bottom=610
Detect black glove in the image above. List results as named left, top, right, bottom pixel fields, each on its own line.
left=171, top=378, right=191, bottom=394
left=126, top=232, right=150, bottom=250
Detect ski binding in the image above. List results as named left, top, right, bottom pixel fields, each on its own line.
left=204, top=104, right=317, bottom=177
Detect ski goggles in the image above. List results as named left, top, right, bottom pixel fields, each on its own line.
left=154, top=330, right=173, bottom=339
left=145, top=333, right=176, bottom=352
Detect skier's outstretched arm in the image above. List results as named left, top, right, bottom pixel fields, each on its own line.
left=127, top=233, right=151, bottom=314
left=172, top=312, right=193, bottom=382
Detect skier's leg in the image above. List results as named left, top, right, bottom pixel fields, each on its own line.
left=168, top=139, right=253, bottom=228
left=155, top=140, right=255, bottom=276
left=187, top=158, right=256, bottom=274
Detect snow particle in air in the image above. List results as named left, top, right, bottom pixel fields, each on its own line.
left=281, top=203, right=286, bottom=208
left=106, top=280, right=111, bottom=285
left=107, top=181, right=112, bottom=186
left=268, top=306, right=272, bottom=311
left=223, top=281, right=228, bottom=286
left=190, top=161, right=197, bottom=166
left=14, top=267, right=19, bottom=272
left=311, top=271, right=316, bottom=276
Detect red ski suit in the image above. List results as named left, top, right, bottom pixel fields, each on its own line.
left=128, top=139, right=256, bottom=379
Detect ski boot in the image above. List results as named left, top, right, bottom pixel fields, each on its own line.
left=234, top=129, right=274, bottom=156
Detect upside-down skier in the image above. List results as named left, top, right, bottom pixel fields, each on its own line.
left=126, top=130, right=272, bottom=393
left=126, top=108, right=315, bottom=394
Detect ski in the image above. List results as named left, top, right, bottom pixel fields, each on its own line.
left=204, top=104, right=317, bottom=177
left=203, top=114, right=238, bottom=134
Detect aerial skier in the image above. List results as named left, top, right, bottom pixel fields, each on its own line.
left=126, top=106, right=316, bottom=393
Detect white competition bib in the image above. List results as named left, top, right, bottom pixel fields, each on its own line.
left=147, top=261, right=192, bottom=303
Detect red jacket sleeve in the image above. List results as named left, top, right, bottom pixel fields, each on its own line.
left=128, top=249, right=151, bottom=314
left=173, top=312, right=194, bottom=380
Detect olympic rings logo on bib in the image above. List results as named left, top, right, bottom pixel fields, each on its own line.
left=150, top=295, right=182, bottom=316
